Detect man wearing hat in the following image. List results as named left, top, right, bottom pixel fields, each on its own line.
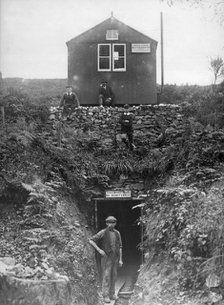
left=89, top=216, right=123, bottom=303
left=59, top=85, right=80, bottom=119
left=119, top=104, right=135, bottom=150
left=98, top=80, right=115, bottom=107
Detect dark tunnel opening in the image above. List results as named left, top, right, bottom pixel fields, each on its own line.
left=95, top=199, right=142, bottom=282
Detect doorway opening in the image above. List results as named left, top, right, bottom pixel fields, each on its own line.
left=94, top=198, right=142, bottom=286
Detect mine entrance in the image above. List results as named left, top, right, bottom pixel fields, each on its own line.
left=94, top=198, right=142, bottom=296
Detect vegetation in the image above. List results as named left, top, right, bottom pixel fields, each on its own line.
left=1, top=78, right=67, bottom=107
left=143, top=180, right=224, bottom=289
left=161, top=0, right=224, bottom=24
left=210, top=57, right=224, bottom=85
left=0, top=93, right=102, bottom=304
left=159, top=81, right=224, bottom=127
left=1, top=78, right=224, bottom=303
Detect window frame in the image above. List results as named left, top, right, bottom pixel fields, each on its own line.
left=97, top=43, right=126, bottom=72
left=112, top=43, right=126, bottom=72
left=97, top=43, right=111, bottom=72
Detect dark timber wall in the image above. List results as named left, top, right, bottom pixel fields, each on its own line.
left=66, top=17, right=158, bottom=105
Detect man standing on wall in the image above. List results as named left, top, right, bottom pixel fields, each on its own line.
left=119, top=104, right=136, bottom=150
left=59, top=85, right=80, bottom=119
left=89, top=216, right=123, bottom=303
left=98, top=80, right=115, bottom=107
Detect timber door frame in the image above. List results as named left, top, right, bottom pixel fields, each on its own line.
left=93, top=197, right=144, bottom=264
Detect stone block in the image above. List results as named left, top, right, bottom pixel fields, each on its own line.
left=0, top=257, right=16, bottom=266
left=0, top=275, right=72, bottom=305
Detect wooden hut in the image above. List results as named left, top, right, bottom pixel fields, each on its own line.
left=66, top=14, right=158, bottom=105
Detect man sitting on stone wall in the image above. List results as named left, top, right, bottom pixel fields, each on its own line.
left=59, top=85, right=80, bottom=119
left=98, top=80, right=115, bottom=107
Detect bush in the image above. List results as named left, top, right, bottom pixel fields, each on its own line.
left=143, top=183, right=224, bottom=290
left=158, top=84, right=210, bottom=105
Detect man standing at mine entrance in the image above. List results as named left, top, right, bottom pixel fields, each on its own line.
left=89, top=216, right=123, bottom=303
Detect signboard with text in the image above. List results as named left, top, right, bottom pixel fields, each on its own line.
left=131, top=43, right=151, bottom=53
left=105, top=189, right=132, bottom=199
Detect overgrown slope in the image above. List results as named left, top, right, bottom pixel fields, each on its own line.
left=1, top=86, right=224, bottom=304
left=0, top=100, right=103, bottom=305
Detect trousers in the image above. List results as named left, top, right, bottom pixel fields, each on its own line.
left=121, top=130, right=133, bottom=150
left=98, top=94, right=114, bottom=107
left=62, top=105, right=76, bottom=117
left=101, top=254, right=119, bottom=297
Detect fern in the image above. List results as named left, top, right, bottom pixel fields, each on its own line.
left=22, top=183, right=35, bottom=192
left=103, top=162, right=116, bottom=177
left=102, top=159, right=133, bottom=177
left=21, top=179, right=58, bottom=228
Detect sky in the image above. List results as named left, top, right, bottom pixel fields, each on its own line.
left=0, top=0, right=224, bottom=85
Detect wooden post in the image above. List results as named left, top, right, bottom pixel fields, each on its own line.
left=141, top=205, right=144, bottom=265
left=94, top=200, right=98, bottom=231
left=57, top=120, right=62, bottom=147
left=160, top=12, right=164, bottom=92
left=1, top=106, right=5, bottom=126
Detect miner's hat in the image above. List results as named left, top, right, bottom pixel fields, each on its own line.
left=105, top=216, right=117, bottom=223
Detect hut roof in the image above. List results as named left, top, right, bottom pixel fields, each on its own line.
left=66, top=15, right=157, bottom=45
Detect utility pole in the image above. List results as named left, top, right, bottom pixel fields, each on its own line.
left=160, top=12, right=164, bottom=92
left=0, top=72, right=5, bottom=126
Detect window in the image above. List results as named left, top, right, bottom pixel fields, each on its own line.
left=98, top=44, right=111, bottom=71
left=98, top=43, right=126, bottom=72
left=106, top=30, right=119, bottom=40
left=113, top=44, right=126, bottom=71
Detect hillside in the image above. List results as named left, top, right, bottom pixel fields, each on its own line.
left=0, top=82, right=224, bottom=305
left=2, top=78, right=67, bottom=107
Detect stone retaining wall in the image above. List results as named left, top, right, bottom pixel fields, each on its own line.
left=51, top=104, right=185, bottom=147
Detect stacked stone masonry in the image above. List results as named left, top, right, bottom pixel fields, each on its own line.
left=51, top=104, right=185, bottom=148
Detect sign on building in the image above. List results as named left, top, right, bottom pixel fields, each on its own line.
left=105, top=189, right=132, bottom=199
left=131, top=43, right=151, bottom=53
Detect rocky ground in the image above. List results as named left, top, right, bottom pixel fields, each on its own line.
left=130, top=263, right=224, bottom=305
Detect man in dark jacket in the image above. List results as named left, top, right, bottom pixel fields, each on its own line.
left=98, top=80, right=115, bottom=107
left=89, top=216, right=123, bottom=303
left=119, top=104, right=135, bottom=150
left=59, top=86, right=80, bottom=118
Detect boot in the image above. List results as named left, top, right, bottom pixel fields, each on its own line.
left=104, top=296, right=111, bottom=303
left=110, top=295, right=118, bottom=300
